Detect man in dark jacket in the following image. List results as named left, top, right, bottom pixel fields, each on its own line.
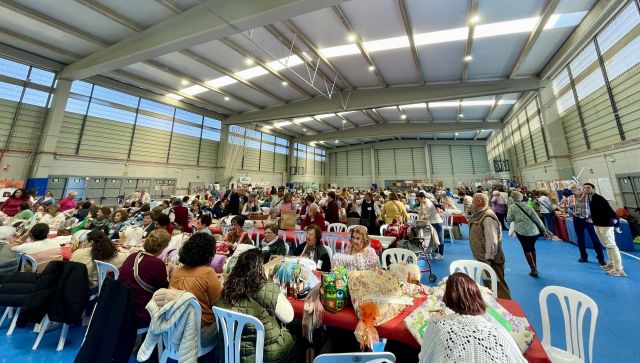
left=324, top=191, right=339, bottom=224
left=226, top=187, right=248, bottom=216
left=583, top=183, right=626, bottom=277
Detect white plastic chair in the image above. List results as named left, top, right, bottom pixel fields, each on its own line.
left=244, top=227, right=260, bottom=247
left=221, top=225, right=232, bottom=236
left=161, top=298, right=215, bottom=362
left=539, top=286, right=598, bottom=363
left=449, top=260, right=498, bottom=298
left=293, top=230, right=306, bottom=249
left=0, top=253, right=37, bottom=335
left=347, top=224, right=364, bottom=232
left=314, top=352, right=396, bottom=363
left=213, top=306, right=265, bottom=363
left=277, top=229, right=287, bottom=242
left=322, top=233, right=343, bottom=256
left=328, top=223, right=347, bottom=232
left=439, top=212, right=454, bottom=243
left=380, top=224, right=389, bottom=236
left=381, top=248, right=418, bottom=268
left=407, top=213, right=419, bottom=223
left=324, top=221, right=330, bottom=229
left=95, top=260, right=120, bottom=295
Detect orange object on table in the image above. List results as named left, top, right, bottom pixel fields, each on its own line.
left=290, top=297, right=550, bottom=363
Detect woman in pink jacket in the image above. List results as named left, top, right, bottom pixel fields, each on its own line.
left=0, top=188, right=28, bottom=217
left=58, top=191, right=78, bottom=212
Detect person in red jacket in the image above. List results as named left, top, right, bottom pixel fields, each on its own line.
left=323, top=190, right=339, bottom=224
left=58, top=191, right=78, bottom=212
left=301, top=203, right=326, bottom=231
left=0, top=188, right=29, bottom=217
left=169, top=199, right=190, bottom=232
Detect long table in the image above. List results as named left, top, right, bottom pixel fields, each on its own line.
left=290, top=297, right=550, bottom=363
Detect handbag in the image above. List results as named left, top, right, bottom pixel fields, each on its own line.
left=320, top=267, right=349, bottom=313
left=514, top=203, right=547, bottom=238
left=280, top=210, right=297, bottom=230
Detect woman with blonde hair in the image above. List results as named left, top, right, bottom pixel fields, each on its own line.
left=380, top=192, right=409, bottom=224
left=331, top=225, right=379, bottom=271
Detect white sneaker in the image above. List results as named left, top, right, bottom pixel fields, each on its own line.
left=434, top=254, right=444, bottom=260
left=607, top=269, right=627, bottom=277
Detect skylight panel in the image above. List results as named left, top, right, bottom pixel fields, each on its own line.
left=364, top=35, right=410, bottom=52
left=268, top=55, right=304, bottom=71
left=236, top=66, right=269, bottom=80
left=498, top=99, right=517, bottom=105
left=182, top=85, right=207, bottom=95
left=461, top=100, right=495, bottom=106
left=474, top=17, right=538, bottom=38
left=414, top=27, right=468, bottom=46
left=314, top=113, right=335, bottom=119
left=319, top=44, right=360, bottom=58
left=167, top=93, right=183, bottom=100
left=207, top=76, right=237, bottom=88
left=544, top=11, right=588, bottom=29
left=294, top=117, right=314, bottom=122
left=429, top=101, right=460, bottom=108
left=275, top=121, right=292, bottom=127
left=399, top=103, right=427, bottom=109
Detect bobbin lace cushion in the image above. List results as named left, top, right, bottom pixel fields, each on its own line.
left=419, top=314, right=527, bottom=363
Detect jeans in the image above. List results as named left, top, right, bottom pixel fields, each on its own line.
left=431, top=223, right=443, bottom=255
left=572, top=217, right=605, bottom=262
left=542, top=213, right=555, bottom=235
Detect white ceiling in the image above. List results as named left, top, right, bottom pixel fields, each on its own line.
left=0, top=0, right=599, bottom=143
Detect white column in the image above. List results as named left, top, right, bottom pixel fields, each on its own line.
left=370, top=146, right=376, bottom=187
left=30, top=79, right=72, bottom=178
left=424, top=142, right=431, bottom=182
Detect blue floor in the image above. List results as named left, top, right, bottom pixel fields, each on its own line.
left=1, top=226, right=638, bottom=362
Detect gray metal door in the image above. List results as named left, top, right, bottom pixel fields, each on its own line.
left=103, top=178, right=122, bottom=206
left=64, top=177, right=87, bottom=201
left=85, top=177, right=106, bottom=203
left=47, top=177, right=67, bottom=200
left=618, top=175, right=639, bottom=208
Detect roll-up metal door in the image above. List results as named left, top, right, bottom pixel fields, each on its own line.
left=47, top=177, right=67, bottom=200
left=412, top=148, right=427, bottom=176
left=430, top=145, right=453, bottom=175
left=451, top=146, right=473, bottom=174
left=376, top=149, right=395, bottom=175
left=336, top=152, right=348, bottom=176
left=348, top=150, right=363, bottom=176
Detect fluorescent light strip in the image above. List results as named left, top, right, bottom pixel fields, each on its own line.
left=166, top=12, right=586, bottom=98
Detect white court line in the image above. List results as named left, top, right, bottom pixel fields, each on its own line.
left=621, top=251, right=640, bottom=262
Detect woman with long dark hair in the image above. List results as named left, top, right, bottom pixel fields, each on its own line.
left=0, top=188, right=29, bottom=217
left=419, top=273, right=526, bottom=363
left=218, top=249, right=296, bottom=363
left=70, top=229, right=127, bottom=288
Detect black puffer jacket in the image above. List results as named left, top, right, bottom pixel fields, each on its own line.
left=0, top=272, right=38, bottom=307
left=18, top=260, right=90, bottom=326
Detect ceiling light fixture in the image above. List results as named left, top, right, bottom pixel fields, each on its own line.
left=303, top=128, right=307, bottom=131
left=342, top=119, right=347, bottom=123
left=464, top=55, right=473, bottom=62
left=334, top=140, right=339, bottom=143
left=245, top=58, right=254, bottom=65
left=224, top=96, right=230, bottom=101
left=454, top=132, right=459, bottom=136
left=458, top=114, right=464, bottom=118
left=401, top=114, right=407, bottom=119
left=281, top=81, right=288, bottom=86
left=181, top=79, right=189, bottom=85
left=347, top=33, right=357, bottom=42
left=469, top=15, right=481, bottom=24
left=368, top=65, right=375, bottom=71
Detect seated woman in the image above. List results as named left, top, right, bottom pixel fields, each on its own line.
left=224, top=215, right=252, bottom=246
left=211, top=200, right=228, bottom=219
left=190, top=202, right=203, bottom=220
left=9, top=202, right=34, bottom=225
left=11, top=223, right=61, bottom=271
left=192, top=214, right=213, bottom=235
left=36, top=191, right=56, bottom=207
left=300, top=203, right=326, bottom=231
left=261, top=224, right=287, bottom=263
left=331, top=226, right=379, bottom=271
left=141, top=211, right=156, bottom=238
left=241, top=193, right=261, bottom=216
left=293, top=224, right=331, bottom=272
left=217, top=249, right=296, bottom=363
left=118, top=229, right=171, bottom=328
left=107, top=209, right=128, bottom=240
left=85, top=206, right=111, bottom=232
left=0, top=189, right=29, bottom=217
left=169, top=233, right=221, bottom=347
left=155, top=213, right=174, bottom=235
left=418, top=272, right=526, bottom=363
left=40, top=205, right=66, bottom=231
left=70, top=229, right=128, bottom=289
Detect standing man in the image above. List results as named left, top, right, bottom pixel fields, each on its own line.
left=568, top=185, right=606, bottom=265
left=468, top=193, right=511, bottom=299
left=582, top=183, right=626, bottom=277
left=269, top=186, right=285, bottom=218
left=139, top=188, right=151, bottom=204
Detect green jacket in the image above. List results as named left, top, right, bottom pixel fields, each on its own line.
left=506, top=202, right=544, bottom=237
left=216, top=282, right=295, bottom=363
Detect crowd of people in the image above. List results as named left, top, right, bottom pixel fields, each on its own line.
left=0, top=180, right=632, bottom=362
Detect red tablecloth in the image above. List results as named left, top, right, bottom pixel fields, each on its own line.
left=291, top=297, right=549, bottom=363
left=452, top=214, right=468, bottom=224
left=554, top=215, right=570, bottom=242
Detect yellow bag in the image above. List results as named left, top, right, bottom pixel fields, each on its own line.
left=280, top=210, right=297, bottom=230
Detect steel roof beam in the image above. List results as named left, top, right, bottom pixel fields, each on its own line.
left=60, top=0, right=348, bottom=79
left=297, top=122, right=500, bottom=142
left=398, top=0, right=424, bottom=85
left=224, top=78, right=547, bottom=124
left=461, top=0, right=478, bottom=82
left=332, top=4, right=386, bottom=87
